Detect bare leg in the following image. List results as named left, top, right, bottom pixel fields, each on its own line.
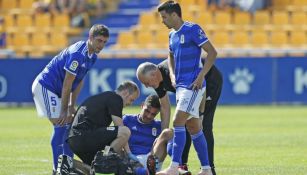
left=110, top=126, right=131, bottom=153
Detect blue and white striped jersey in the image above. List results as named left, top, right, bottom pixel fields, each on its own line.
left=169, top=22, right=208, bottom=89
left=123, top=114, right=161, bottom=155
left=38, top=41, right=97, bottom=97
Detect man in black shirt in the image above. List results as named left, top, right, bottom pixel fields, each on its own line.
left=67, top=80, right=140, bottom=166
left=136, top=60, right=222, bottom=175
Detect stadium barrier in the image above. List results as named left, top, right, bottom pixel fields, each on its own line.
left=0, top=57, right=306, bottom=105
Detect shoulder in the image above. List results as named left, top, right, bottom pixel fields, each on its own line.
left=184, top=22, right=202, bottom=32
left=68, top=41, right=87, bottom=55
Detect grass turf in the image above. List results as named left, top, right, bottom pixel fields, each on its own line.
left=0, top=106, right=306, bottom=175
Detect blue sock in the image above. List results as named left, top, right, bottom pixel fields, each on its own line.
left=51, top=125, right=66, bottom=170
left=134, top=167, right=147, bottom=175
left=171, top=126, right=186, bottom=164
left=63, top=124, right=73, bottom=157
left=192, top=130, right=210, bottom=166
left=167, top=140, right=173, bottom=157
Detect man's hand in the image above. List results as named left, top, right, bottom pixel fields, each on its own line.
left=191, top=74, right=204, bottom=90
left=127, top=152, right=139, bottom=162
left=57, top=112, right=73, bottom=126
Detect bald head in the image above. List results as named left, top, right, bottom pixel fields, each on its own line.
left=136, top=62, right=158, bottom=79
left=136, top=62, right=161, bottom=88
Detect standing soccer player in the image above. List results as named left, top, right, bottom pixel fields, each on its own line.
left=156, top=1, right=217, bottom=174
left=31, top=24, right=109, bottom=174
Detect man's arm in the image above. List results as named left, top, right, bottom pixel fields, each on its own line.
left=58, top=71, right=76, bottom=125
left=111, top=115, right=136, bottom=158
left=160, top=95, right=171, bottom=129
left=168, top=53, right=176, bottom=87
left=69, top=80, right=84, bottom=116
left=192, top=41, right=217, bottom=90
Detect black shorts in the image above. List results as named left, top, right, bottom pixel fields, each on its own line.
left=67, top=126, right=119, bottom=165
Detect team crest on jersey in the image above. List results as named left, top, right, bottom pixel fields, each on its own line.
left=69, top=61, right=79, bottom=71
left=152, top=128, right=157, bottom=136
left=198, top=29, right=206, bottom=39
left=180, top=34, right=185, bottom=44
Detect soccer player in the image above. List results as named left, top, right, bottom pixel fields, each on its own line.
left=137, top=59, right=222, bottom=174
left=157, top=1, right=217, bottom=174
left=67, top=81, right=139, bottom=172
left=31, top=24, right=109, bottom=174
left=123, top=94, right=190, bottom=175
left=124, top=94, right=164, bottom=174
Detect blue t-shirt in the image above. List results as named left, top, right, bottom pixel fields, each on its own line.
left=39, top=41, right=97, bottom=97
left=169, top=22, right=208, bottom=89
left=123, top=114, right=161, bottom=155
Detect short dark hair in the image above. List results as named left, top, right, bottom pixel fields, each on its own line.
left=144, top=94, right=161, bottom=110
left=116, top=81, right=139, bottom=95
left=89, top=24, right=109, bottom=38
left=157, top=1, right=182, bottom=18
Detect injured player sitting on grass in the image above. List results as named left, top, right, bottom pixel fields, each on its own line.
left=122, top=94, right=191, bottom=175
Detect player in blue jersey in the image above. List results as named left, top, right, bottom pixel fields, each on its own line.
left=123, top=94, right=190, bottom=175
left=156, top=1, right=217, bottom=175
left=31, top=24, right=109, bottom=174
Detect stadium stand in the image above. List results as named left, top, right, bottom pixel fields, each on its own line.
left=0, top=0, right=306, bottom=58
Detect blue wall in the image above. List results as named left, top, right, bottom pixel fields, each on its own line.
left=0, top=57, right=307, bottom=105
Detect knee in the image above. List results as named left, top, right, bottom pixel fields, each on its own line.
left=118, top=126, right=131, bottom=138
left=186, top=124, right=201, bottom=135
left=161, top=128, right=173, bottom=141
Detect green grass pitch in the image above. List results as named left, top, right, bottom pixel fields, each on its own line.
left=0, top=106, right=307, bottom=175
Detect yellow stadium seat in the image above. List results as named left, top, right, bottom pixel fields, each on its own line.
left=35, top=14, right=51, bottom=27
left=31, top=33, right=49, bottom=47
left=50, top=33, right=68, bottom=48
left=195, top=12, right=214, bottom=26
left=184, top=12, right=195, bottom=22
left=251, top=31, right=269, bottom=47
left=232, top=31, right=249, bottom=47
left=234, top=11, right=251, bottom=25
left=215, top=11, right=231, bottom=25
left=212, top=31, right=230, bottom=48
left=291, top=11, right=306, bottom=25
left=19, top=0, right=34, bottom=9
left=254, top=11, right=270, bottom=25
left=136, top=32, right=154, bottom=48
left=270, top=31, right=288, bottom=47
left=53, top=14, right=70, bottom=27
left=16, top=15, right=33, bottom=27
left=139, top=12, right=159, bottom=26
left=4, top=15, right=15, bottom=28
left=289, top=31, right=306, bottom=47
left=13, top=34, right=30, bottom=46
left=116, top=32, right=137, bottom=49
left=1, top=0, right=17, bottom=9
left=155, top=31, right=169, bottom=49
left=272, top=11, right=289, bottom=25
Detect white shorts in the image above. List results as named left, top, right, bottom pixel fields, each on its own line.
left=136, top=153, right=163, bottom=171
left=32, top=78, right=61, bottom=118
left=176, top=87, right=206, bottom=118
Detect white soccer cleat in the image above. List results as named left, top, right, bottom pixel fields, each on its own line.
left=198, top=168, right=213, bottom=175
left=156, top=165, right=179, bottom=175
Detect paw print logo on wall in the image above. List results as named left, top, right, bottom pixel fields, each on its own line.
left=229, top=68, right=254, bottom=94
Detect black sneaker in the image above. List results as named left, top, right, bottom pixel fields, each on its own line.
left=56, top=154, right=73, bottom=175
left=146, top=155, right=156, bottom=175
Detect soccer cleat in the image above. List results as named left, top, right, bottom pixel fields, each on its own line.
left=146, top=155, right=156, bottom=175
left=56, top=154, right=73, bottom=175
left=178, top=165, right=192, bottom=175
left=198, top=168, right=213, bottom=175
left=156, top=165, right=179, bottom=175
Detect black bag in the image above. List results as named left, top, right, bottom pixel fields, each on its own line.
left=90, top=149, right=143, bottom=175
